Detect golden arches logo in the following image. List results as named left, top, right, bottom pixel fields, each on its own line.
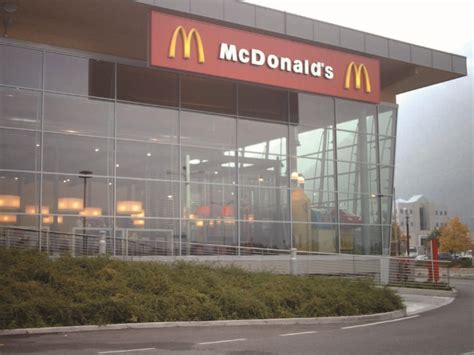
left=168, top=26, right=205, bottom=63
left=344, top=62, right=371, bottom=93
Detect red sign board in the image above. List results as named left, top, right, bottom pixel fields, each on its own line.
left=150, top=11, right=380, bottom=103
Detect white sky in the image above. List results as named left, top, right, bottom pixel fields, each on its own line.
left=245, top=0, right=473, bottom=56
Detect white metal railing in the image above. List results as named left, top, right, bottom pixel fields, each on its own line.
left=0, top=226, right=451, bottom=288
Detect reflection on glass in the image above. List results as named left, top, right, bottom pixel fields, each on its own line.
left=181, top=147, right=236, bottom=184
left=182, top=183, right=236, bottom=220
left=337, top=162, right=378, bottom=195
left=0, top=45, right=43, bottom=89
left=292, top=157, right=335, bottom=191
left=42, top=174, right=113, bottom=216
left=336, top=99, right=376, bottom=134
left=292, top=93, right=334, bottom=128
left=239, top=153, right=287, bottom=187
left=291, top=189, right=336, bottom=223
left=379, top=136, right=395, bottom=166
left=240, top=221, right=290, bottom=250
left=338, top=193, right=379, bottom=224
left=290, top=125, right=334, bottom=158
left=238, top=119, right=287, bottom=155
left=0, top=129, right=40, bottom=171
left=0, top=172, right=39, bottom=212
left=336, top=130, right=377, bottom=164
left=116, top=140, right=178, bottom=180
left=116, top=178, right=178, bottom=218
left=340, top=225, right=382, bottom=255
left=240, top=186, right=289, bottom=222
left=378, top=105, right=396, bottom=137
left=116, top=102, right=178, bottom=143
left=0, top=87, right=41, bottom=130
left=44, top=93, right=114, bottom=137
left=180, top=110, right=236, bottom=149
left=182, top=219, right=237, bottom=251
left=292, top=223, right=338, bottom=253
left=380, top=165, right=393, bottom=196
left=43, top=133, right=113, bottom=175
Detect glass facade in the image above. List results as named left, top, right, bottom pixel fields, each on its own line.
left=0, top=43, right=397, bottom=255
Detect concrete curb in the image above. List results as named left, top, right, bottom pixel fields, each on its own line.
left=391, top=287, right=458, bottom=297
left=0, top=309, right=406, bottom=336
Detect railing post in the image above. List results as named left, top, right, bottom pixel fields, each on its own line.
left=290, top=248, right=297, bottom=275
left=99, top=231, right=107, bottom=255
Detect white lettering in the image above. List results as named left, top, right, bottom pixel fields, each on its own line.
left=293, top=60, right=303, bottom=74
left=219, top=43, right=237, bottom=62
left=238, top=48, right=250, bottom=63
left=267, top=54, right=279, bottom=69
left=280, top=57, right=292, bottom=72
left=310, top=62, right=322, bottom=77
left=251, top=49, right=265, bottom=66
left=324, top=66, right=334, bottom=79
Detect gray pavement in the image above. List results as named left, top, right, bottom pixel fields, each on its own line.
left=0, top=279, right=472, bottom=355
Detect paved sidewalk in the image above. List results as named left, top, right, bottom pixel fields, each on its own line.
left=401, top=293, right=454, bottom=315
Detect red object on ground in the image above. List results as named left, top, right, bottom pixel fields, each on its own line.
left=428, top=239, right=440, bottom=282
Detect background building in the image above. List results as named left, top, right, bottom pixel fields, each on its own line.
left=395, top=195, right=449, bottom=250
left=0, top=0, right=466, bottom=256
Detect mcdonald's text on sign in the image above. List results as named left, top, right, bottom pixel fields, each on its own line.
left=150, top=11, right=380, bottom=103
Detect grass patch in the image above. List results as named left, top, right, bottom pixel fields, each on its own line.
left=0, top=248, right=403, bottom=329
left=388, top=281, right=452, bottom=291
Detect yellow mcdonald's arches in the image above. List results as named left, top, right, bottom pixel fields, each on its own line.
left=344, top=62, right=371, bottom=93
left=168, top=26, right=205, bottom=63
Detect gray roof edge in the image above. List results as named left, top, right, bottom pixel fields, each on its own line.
left=137, top=0, right=467, bottom=76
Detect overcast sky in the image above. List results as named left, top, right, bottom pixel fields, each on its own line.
left=245, top=0, right=473, bottom=55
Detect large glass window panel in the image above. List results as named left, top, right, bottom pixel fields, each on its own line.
left=238, top=119, right=287, bottom=155
left=0, top=45, right=42, bottom=89
left=117, top=64, right=178, bottom=107
left=291, top=93, right=334, bottom=128
left=240, top=221, right=290, bottom=250
left=43, top=133, right=113, bottom=176
left=116, top=179, right=179, bottom=219
left=44, top=216, right=113, bottom=256
left=0, top=87, right=41, bottom=130
left=181, top=146, right=236, bottom=184
left=240, top=186, right=289, bottom=222
left=42, top=174, right=113, bottom=216
left=44, top=53, right=114, bottom=98
left=291, top=157, right=335, bottom=192
left=0, top=171, right=39, bottom=214
left=336, top=130, right=378, bottom=164
left=337, top=193, right=379, bottom=225
left=340, top=224, right=382, bottom=255
left=115, top=218, right=179, bottom=256
left=44, top=93, right=114, bottom=137
left=381, top=196, right=392, bottom=225
left=0, top=217, right=39, bottom=247
left=379, top=136, right=395, bottom=166
left=378, top=105, right=396, bottom=137
left=291, top=189, right=336, bottom=223
left=180, top=111, right=236, bottom=149
left=380, top=165, right=394, bottom=197
left=239, top=153, right=287, bottom=188
left=336, top=99, right=376, bottom=134
left=182, top=219, right=237, bottom=252
left=337, top=162, right=378, bottom=195
left=182, top=183, right=236, bottom=220
left=382, top=225, right=390, bottom=256
left=116, top=140, right=178, bottom=180
left=181, top=75, right=236, bottom=115
left=0, top=129, right=40, bottom=171
left=116, top=102, right=178, bottom=144
left=238, top=84, right=288, bottom=122
left=292, top=223, right=338, bottom=253
left=290, top=125, right=334, bottom=158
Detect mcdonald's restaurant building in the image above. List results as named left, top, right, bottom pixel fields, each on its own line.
left=0, top=0, right=466, bottom=256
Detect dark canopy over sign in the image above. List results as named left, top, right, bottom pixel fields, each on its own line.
left=150, top=11, right=380, bottom=103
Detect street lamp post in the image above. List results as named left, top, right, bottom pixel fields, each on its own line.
left=403, top=208, right=410, bottom=257
left=79, top=170, right=93, bottom=255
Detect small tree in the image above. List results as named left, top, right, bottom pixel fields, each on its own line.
left=439, top=217, right=472, bottom=253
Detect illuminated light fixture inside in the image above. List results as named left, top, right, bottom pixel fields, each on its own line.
left=25, top=205, right=50, bottom=215
left=0, top=214, right=17, bottom=223
left=79, top=207, right=102, bottom=217
left=224, top=219, right=235, bottom=225
left=58, top=198, right=83, bottom=211
left=146, top=152, right=151, bottom=157
left=94, top=148, right=100, bottom=152
left=267, top=167, right=275, bottom=171
left=133, top=219, right=145, bottom=226
left=247, top=214, right=255, bottom=221
left=42, top=215, right=54, bottom=224
left=241, top=163, right=253, bottom=168
left=57, top=215, right=63, bottom=224
left=167, top=195, right=173, bottom=200
left=290, top=172, right=299, bottom=180
left=189, top=213, right=196, bottom=220
left=214, top=171, right=219, bottom=175
left=131, top=211, right=144, bottom=219
left=116, top=200, right=142, bottom=214
left=196, top=220, right=204, bottom=227
left=0, top=195, right=20, bottom=209
left=258, top=176, right=264, bottom=182
left=297, top=175, right=305, bottom=184
left=189, top=159, right=201, bottom=165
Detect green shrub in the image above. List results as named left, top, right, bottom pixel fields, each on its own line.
left=0, top=248, right=403, bottom=329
